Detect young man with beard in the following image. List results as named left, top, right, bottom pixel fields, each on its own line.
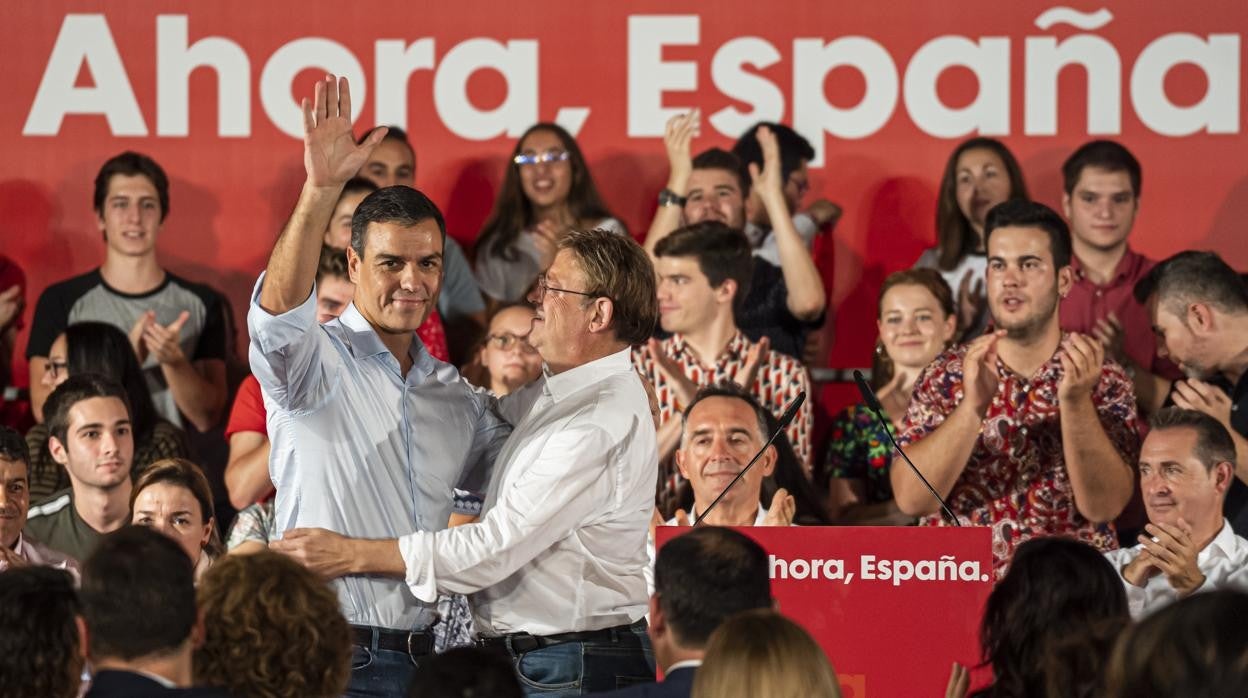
left=893, top=200, right=1141, bottom=578
left=1134, top=250, right=1248, bottom=535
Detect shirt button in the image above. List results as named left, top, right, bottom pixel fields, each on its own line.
left=1095, top=290, right=1103, bottom=297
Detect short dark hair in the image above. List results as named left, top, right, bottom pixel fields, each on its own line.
left=317, top=245, right=350, bottom=284
left=406, top=647, right=522, bottom=698
left=341, top=175, right=380, bottom=199
left=732, top=122, right=815, bottom=184
left=0, top=567, right=83, bottom=698
left=1062, top=140, right=1142, bottom=197
left=350, top=186, right=447, bottom=258
left=654, top=222, right=754, bottom=306
left=0, top=425, right=29, bottom=464
left=43, top=373, right=132, bottom=446
left=654, top=527, right=772, bottom=647
left=81, top=526, right=197, bottom=661
left=556, top=228, right=658, bottom=345
left=1105, top=590, right=1248, bottom=698
left=1132, top=250, right=1248, bottom=314
left=93, top=152, right=170, bottom=222
left=691, top=147, right=752, bottom=200
left=1149, top=408, right=1237, bottom=473
left=681, top=383, right=770, bottom=447
left=984, top=199, right=1073, bottom=269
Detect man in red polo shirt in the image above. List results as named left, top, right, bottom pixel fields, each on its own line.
left=1058, top=140, right=1179, bottom=415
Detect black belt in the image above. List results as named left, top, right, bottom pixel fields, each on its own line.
left=475, top=620, right=646, bottom=655
left=350, top=625, right=435, bottom=657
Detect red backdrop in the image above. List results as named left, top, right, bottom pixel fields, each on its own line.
left=4, top=1, right=1246, bottom=418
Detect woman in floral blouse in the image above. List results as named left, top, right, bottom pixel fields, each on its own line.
left=820, top=269, right=956, bottom=524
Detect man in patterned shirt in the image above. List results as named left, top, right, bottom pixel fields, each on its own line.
left=634, top=221, right=812, bottom=516
left=892, top=199, right=1141, bottom=578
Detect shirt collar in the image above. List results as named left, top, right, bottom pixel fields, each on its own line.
left=543, top=346, right=633, bottom=402
left=690, top=504, right=768, bottom=526
left=665, top=659, right=704, bottom=673
left=668, top=331, right=750, bottom=366
left=334, top=303, right=433, bottom=379
left=1071, top=247, right=1144, bottom=287
left=1200, top=518, right=1241, bottom=563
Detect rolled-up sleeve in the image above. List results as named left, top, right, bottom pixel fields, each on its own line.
left=246, top=273, right=336, bottom=412
left=399, top=424, right=612, bottom=602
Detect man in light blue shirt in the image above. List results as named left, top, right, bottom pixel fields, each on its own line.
left=251, top=75, right=509, bottom=697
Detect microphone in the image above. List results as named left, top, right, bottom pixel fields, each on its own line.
left=694, top=392, right=805, bottom=526
left=853, top=370, right=960, bottom=527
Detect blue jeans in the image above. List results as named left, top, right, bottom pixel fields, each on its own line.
left=345, top=631, right=421, bottom=697
left=509, top=621, right=656, bottom=696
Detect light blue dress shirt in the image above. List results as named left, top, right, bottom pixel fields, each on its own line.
left=248, top=275, right=510, bottom=630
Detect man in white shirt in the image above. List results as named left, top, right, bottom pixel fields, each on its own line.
left=253, top=76, right=509, bottom=697
left=277, top=227, right=661, bottom=694
left=0, top=426, right=79, bottom=579
left=1104, top=407, right=1248, bottom=617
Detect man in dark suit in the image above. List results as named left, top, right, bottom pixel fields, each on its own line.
left=592, top=527, right=773, bottom=697
left=80, top=526, right=226, bottom=697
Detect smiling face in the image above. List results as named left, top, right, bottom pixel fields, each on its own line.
left=360, top=139, right=416, bottom=188
left=877, top=283, right=957, bottom=371
left=987, top=226, right=1071, bottom=341
left=1064, top=167, right=1138, bottom=254
left=0, top=457, right=29, bottom=549
left=683, top=168, right=746, bottom=231
left=517, top=129, right=573, bottom=212
left=48, top=396, right=133, bottom=492
left=97, top=173, right=163, bottom=258
left=132, top=482, right=212, bottom=566
left=676, top=396, right=776, bottom=514
left=347, top=220, right=443, bottom=336
left=955, top=148, right=1012, bottom=237
left=1139, top=427, right=1229, bottom=537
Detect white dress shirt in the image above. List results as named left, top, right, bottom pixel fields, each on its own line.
left=644, top=504, right=770, bottom=596
left=1104, top=518, right=1248, bottom=618
left=248, top=277, right=510, bottom=630
left=1, top=533, right=80, bottom=583
left=398, top=348, right=657, bottom=636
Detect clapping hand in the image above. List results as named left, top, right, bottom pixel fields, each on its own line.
left=961, top=330, right=1004, bottom=417
left=141, top=310, right=191, bottom=366
left=1058, top=332, right=1104, bottom=404
left=663, top=110, right=699, bottom=186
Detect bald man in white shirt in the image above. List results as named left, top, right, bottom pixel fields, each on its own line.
left=1104, top=408, right=1248, bottom=617
left=277, top=228, right=661, bottom=694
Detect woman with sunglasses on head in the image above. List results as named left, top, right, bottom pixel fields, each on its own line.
left=474, top=123, right=624, bottom=306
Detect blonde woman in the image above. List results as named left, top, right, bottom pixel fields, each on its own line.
left=692, top=610, right=841, bottom=698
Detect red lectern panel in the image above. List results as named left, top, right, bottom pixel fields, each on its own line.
left=655, top=525, right=993, bottom=698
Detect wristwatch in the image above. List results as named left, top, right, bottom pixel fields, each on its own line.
left=658, top=189, right=687, bottom=207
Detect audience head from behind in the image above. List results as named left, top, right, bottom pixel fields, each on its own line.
left=357, top=125, right=416, bottom=188
left=129, top=458, right=221, bottom=578
left=651, top=526, right=773, bottom=677
left=93, top=151, right=169, bottom=257
left=346, top=185, right=447, bottom=335
left=1105, top=589, right=1248, bottom=698
left=982, top=199, right=1074, bottom=343
left=45, top=374, right=134, bottom=498
left=406, top=646, right=522, bottom=698
left=691, top=609, right=840, bottom=698
left=41, top=322, right=164, bottom=441
left=324, top=177, right=379, bottom=249
left=731, top=122, right=814, bottom=224
left=684, top=148, right=750, bottom=231
left=528, top=228, right=657, bottom=374
left=677, top=384, right=779, bottom=526
left=973, top=537, right=1129, bottom=698
left=1061, top=140, right=1141, bottom=255
left=934, top=138, right=1029, bottom=271
left=479, top=304, right=543, bottom=396
left=80, top=526, right=200, bottom=689
left=1134, top=250, right=1248, bottom=380
left=654, top=222, right=754, bottom=335
left=316, top=245, right=355, bottom=324
left=0, top=566, right=85, bottom=698
left=194, top=551, right=352, bottom=698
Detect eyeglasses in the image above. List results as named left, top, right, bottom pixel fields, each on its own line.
left=46, top=360, right=69, bottom=379
left=513, top=150, right=571, bottom=166
left=487, top=332, right=538, bottom=354
left=532, top=274, right=603, bottom=304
